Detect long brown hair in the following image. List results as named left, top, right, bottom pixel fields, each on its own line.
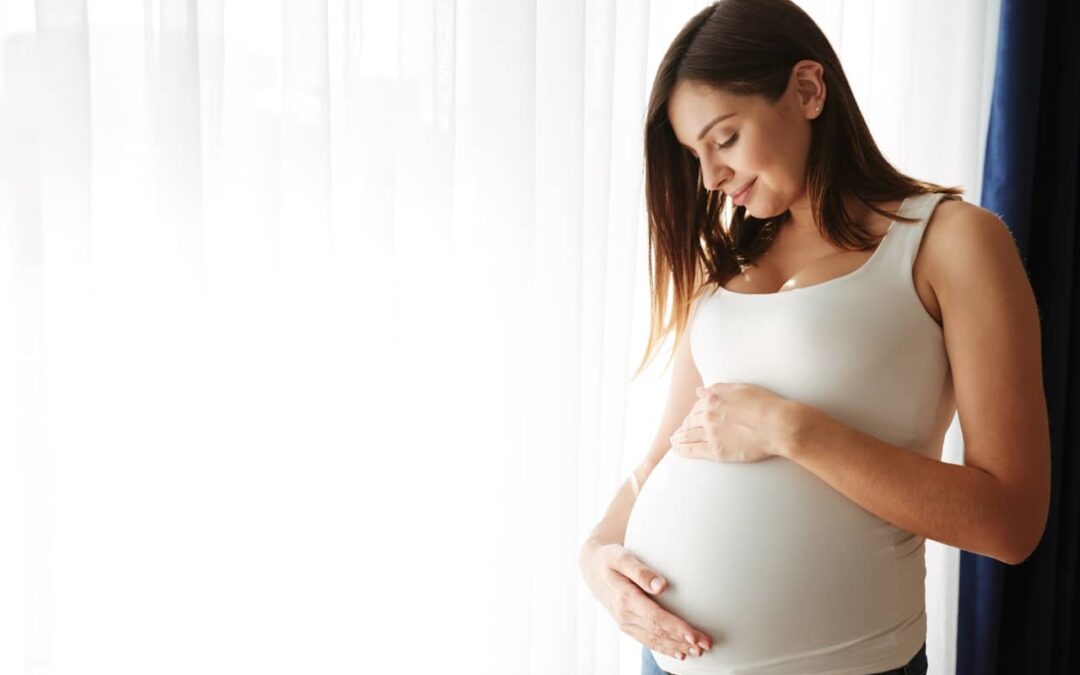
left=634, top=0, right=964, bottom=379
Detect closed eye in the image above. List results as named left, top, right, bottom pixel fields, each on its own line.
left=715, top=133, right=738, bottom=150
left=684, top=133, right=738, bottom=158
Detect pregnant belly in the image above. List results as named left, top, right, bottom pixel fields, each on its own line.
left=623, top=453, right=921, bottom=672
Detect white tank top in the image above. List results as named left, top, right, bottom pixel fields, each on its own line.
left=623, top=191, right=960, bottom=674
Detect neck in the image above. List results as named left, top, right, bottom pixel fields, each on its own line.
left=785, top=192, right=869, bottom=235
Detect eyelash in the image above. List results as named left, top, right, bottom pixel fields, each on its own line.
left=715, top=133, right=738, bottom=150
left=688, top=133, right=738, bottom=158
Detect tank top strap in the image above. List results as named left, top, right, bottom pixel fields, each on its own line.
left=892, top=191, right=962, bottom=273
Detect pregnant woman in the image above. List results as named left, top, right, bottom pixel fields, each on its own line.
left=578, top=1, right=1051, bottom=674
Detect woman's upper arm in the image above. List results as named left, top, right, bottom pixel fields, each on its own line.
left=929, top=204, right=1051, bottom=562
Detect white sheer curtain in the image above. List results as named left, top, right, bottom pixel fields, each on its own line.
left=0, top=1, right=997, bottom=674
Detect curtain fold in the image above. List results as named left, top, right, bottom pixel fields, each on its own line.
left=0, top=2, right=997, bottom=673
left=957, top=0, right=1080, bottom=673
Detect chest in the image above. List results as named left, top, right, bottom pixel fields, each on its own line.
left=723, top=220, right=945, bottom=327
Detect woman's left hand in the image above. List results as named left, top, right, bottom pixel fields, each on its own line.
left=670, top=382, right=802, bottom=463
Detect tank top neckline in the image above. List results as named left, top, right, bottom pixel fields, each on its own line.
left=714, top=193, right=916, bottom=298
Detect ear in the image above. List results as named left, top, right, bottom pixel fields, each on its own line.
left=790, top=60, right=826, bottom=119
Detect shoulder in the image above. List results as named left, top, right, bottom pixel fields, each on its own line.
left=924, top=195, right=1012, bottom=247
left=921, top=196, right=1024, bottom=298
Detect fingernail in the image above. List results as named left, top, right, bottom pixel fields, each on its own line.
left=650, top=577, right=664, bottom=592
left=689, top=646, right=701, bottom=657
left=697, top=640, right=709, bottom=652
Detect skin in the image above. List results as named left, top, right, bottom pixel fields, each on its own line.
left=611, top=59, right=1050, bottom=661
left=667, top=61, right=829, bottom=230
left=667, top=61, right=929, bottom=305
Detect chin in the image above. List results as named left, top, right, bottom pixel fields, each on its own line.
left=742, top=203, right=774, bottom=219
left=747, top=199, right=785, bottom=220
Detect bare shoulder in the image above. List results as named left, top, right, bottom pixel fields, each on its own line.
left=914, top=196, right=1023, bottom=325
left=921, top=197, right=1024, bottom=294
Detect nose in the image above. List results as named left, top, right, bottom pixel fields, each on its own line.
left=699, top=160, right=729, bottom=193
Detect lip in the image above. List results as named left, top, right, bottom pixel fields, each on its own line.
left=729, top=178, right=756, bottom=206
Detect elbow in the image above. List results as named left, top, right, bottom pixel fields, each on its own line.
left=998, top=541, right=1034, bottom=566
left=999, top=510, right=1049, bottom=566
left=994, top=472, right=1051, bottom=566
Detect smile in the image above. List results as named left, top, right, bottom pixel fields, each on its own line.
left=731, top=178, right=756, bottom=205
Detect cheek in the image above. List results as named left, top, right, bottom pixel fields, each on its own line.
left=735, top=133, right=779, bottom=178
left=766, top=125, right=810, bottom=179
left=749, top=131, right=783, bottom=168
left=744, top=132, right=800, bottom=192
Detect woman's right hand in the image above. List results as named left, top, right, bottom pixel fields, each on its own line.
left=578, top=538, right=713, bottom=661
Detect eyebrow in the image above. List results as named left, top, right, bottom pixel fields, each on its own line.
left=697, top=112, right=737, bottom=141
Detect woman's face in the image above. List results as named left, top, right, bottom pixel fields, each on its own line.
left=666, top=61, right=825, bottom=219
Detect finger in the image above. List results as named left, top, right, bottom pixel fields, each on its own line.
left=611, top=547, right=669, bottom=596
left=669, top=425, right=703, bottom=451
left=626, top=617, right=699, bottom=656
left=684, top=410, right=704, bottom=428
left=608, top=552, right=714, bottom=651
left=677, top=427, right=706, bottom=442
left=607, top=567, right=690, bottom=648
left=640, top=603, right=714, bottom=655
left=608, top=584, right=689, bottom=658
left=612, top=572, right=713, bottom=655
left=675, top=441, right=706, bottom=458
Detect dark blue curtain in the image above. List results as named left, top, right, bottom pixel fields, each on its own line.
left=956, top=0, right=1080, bottom=673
